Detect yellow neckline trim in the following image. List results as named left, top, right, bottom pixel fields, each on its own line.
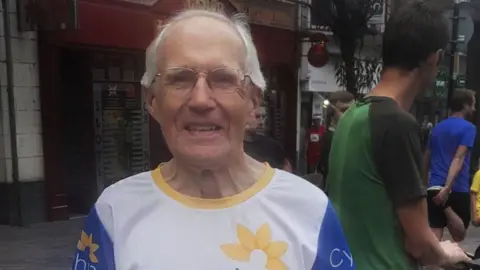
left=151, top=164, right=275, bottom=209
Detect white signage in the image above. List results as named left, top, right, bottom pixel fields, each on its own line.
left=185, top=0, right=225, bottom=12
left=368, top=0, right=386, bottom=25
left=229, top=0, right=296, bottom=30
left=312, top=93, right=325, bottom=120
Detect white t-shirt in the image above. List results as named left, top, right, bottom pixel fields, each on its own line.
left=72, top=165, right=354, bottom=270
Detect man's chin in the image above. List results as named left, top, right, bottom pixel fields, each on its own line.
left=178, top=146, right=231, bottom=167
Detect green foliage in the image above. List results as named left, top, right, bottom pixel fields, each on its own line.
left=334, top=57, right=382, bottom=93
left=317, top=0, right=386, bottom=93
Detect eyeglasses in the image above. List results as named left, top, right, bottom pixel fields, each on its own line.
left=155, top=67, right=250, bottom=95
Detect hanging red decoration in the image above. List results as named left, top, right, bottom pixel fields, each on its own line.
left=308, top=41, right=329, bottom=68
left=310, top=33, right=329, bottom=43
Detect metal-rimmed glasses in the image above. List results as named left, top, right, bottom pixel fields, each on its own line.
left=154, top=67, right=250, bottom=96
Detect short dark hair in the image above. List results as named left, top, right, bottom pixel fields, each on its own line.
left=449, top=89, right=476, bottom=112
left=382, top=0, right=449, bottom=70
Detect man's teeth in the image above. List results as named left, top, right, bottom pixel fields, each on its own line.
left=187, top=126, right=219, bottom=131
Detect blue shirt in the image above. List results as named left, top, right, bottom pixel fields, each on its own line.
left=428, top=117, right=476, bottom=192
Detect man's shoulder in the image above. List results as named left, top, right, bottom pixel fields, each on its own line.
left=459, top=118, right=476, bottom=131
left=435, top=117, right=475, bottom=133
left=369, top=99, right=418, bottom=130
left=96, top=171, right=159, bottom=208
left=270, top=170, right=328, bottom=211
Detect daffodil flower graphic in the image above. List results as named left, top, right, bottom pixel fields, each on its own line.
left=77, top=231, right=100, bottom=263
left=221, top=223, right=288, bottom=270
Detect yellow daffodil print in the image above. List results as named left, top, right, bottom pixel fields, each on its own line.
left=221, top=223, right=289, bottom=270
left=77, top=231, right=100, bottom=263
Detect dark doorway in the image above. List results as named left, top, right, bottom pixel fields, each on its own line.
left=59, top=48, right=96, bottom=216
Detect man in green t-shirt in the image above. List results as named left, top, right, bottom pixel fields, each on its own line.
left=327, top=1, right=470, bottom=269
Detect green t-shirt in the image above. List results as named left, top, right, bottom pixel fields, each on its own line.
left=327, top=96, right=426, bottom=270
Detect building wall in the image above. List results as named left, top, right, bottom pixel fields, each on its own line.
left=0, top=0, right=44, bottom=225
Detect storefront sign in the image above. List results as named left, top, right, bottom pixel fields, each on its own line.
left=185, top=0, right=225, bottom=12
left=229, top=0, right=296, bottom=30
left=18, top=0, right=79, bottom=31
left=434, top=68, right=448, bottom=98
left=305, top=60, right=338, bottom=93
left=312, top=93, right=324, bottom=120
left=368, top=0, right=385, bottom=25
left=456, top=75, right=466, bottom=88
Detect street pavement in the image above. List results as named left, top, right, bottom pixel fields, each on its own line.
left=0, top=218, right=480, bottom=269
left=0, top=218, right=83, bottom=270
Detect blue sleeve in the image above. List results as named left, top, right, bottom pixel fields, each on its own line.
left=427, top=133, right=432, bottom=150
left=72, top=207, right=116, bottom=270
left=459, top=124, right=476, bottom=148
left=312, top=202, right=355, bottom=270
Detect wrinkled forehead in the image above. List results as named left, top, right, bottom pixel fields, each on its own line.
left=157, top=16, right=246, bottom=70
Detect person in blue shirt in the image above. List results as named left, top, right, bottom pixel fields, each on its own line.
left=424, top=89, right=477, bottom=254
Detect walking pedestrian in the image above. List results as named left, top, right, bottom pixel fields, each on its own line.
left=244, top=111, right=292, bottom=172
left=305, top=117, right=324, bottom=173
left=327, top=1, right=471, bottom=269
left=318, top=91, right=354, bottom=181
left=71, top=9, right=354, bottom=270
left=424, top=89, right=476, bottom=258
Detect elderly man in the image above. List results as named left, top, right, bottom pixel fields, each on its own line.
left=71, top=10, right=354, bottom=270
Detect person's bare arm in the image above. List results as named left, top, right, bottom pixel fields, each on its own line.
left=471, top=192, right=478, bottom=226
left=283, top=159, right=292, bottom=172
left=435, top=124, right=476, bottom=205
left=443, top=146, right=468, bottom=191
left=397, top=200, right=448, bottom=265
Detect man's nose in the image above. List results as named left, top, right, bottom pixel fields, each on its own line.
left=188, top=77, right=215, bottom=112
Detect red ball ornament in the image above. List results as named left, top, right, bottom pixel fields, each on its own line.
left=310, top=33, right=329, bottom=43
left=308, top=42, right=329, bottom=68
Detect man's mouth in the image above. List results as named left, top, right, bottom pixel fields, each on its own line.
left=185, top=125, right=223, bottom=132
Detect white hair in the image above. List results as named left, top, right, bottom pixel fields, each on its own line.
left=140, top=9, right=266, bottom=91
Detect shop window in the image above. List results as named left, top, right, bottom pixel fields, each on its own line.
left=91, top=53, right=150, bottom=190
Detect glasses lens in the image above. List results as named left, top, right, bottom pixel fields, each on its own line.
left=208, top=68, right=242, bottom=91
left=161, top=68, right=197, bottom=91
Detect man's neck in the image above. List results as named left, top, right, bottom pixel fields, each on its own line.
left=368, top=69, right=418, bottom=111
left=160, top=154, right=265, bottom=199
left=451, top=111, right=466, bottom=119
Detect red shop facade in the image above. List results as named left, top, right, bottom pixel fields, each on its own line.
left=38, top=0, right=298, bottom=221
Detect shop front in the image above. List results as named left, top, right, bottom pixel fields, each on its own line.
left=38, top=0, right=298, bottom=222
left=38, top=0, right=182, bottom=221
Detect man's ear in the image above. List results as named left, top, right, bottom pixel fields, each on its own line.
left=252, top=87, right=261, bottom=110
left=249, top=86, right=261, bottom=119
left=426, top=49, right=443, bottom=67
left=144, top=87, right=157, bottom=117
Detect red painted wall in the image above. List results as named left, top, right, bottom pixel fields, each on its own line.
left=251, top=25, right=296, bottom=67
left=49, top=1, right=166, bottom=49
left=48, top=1, right=296, bottom=66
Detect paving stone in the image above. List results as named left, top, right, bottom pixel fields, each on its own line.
left=0, top=218, right=83, bottom=270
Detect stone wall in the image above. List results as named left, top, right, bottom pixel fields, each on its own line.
left=0, top=0, right=44, bottom=225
